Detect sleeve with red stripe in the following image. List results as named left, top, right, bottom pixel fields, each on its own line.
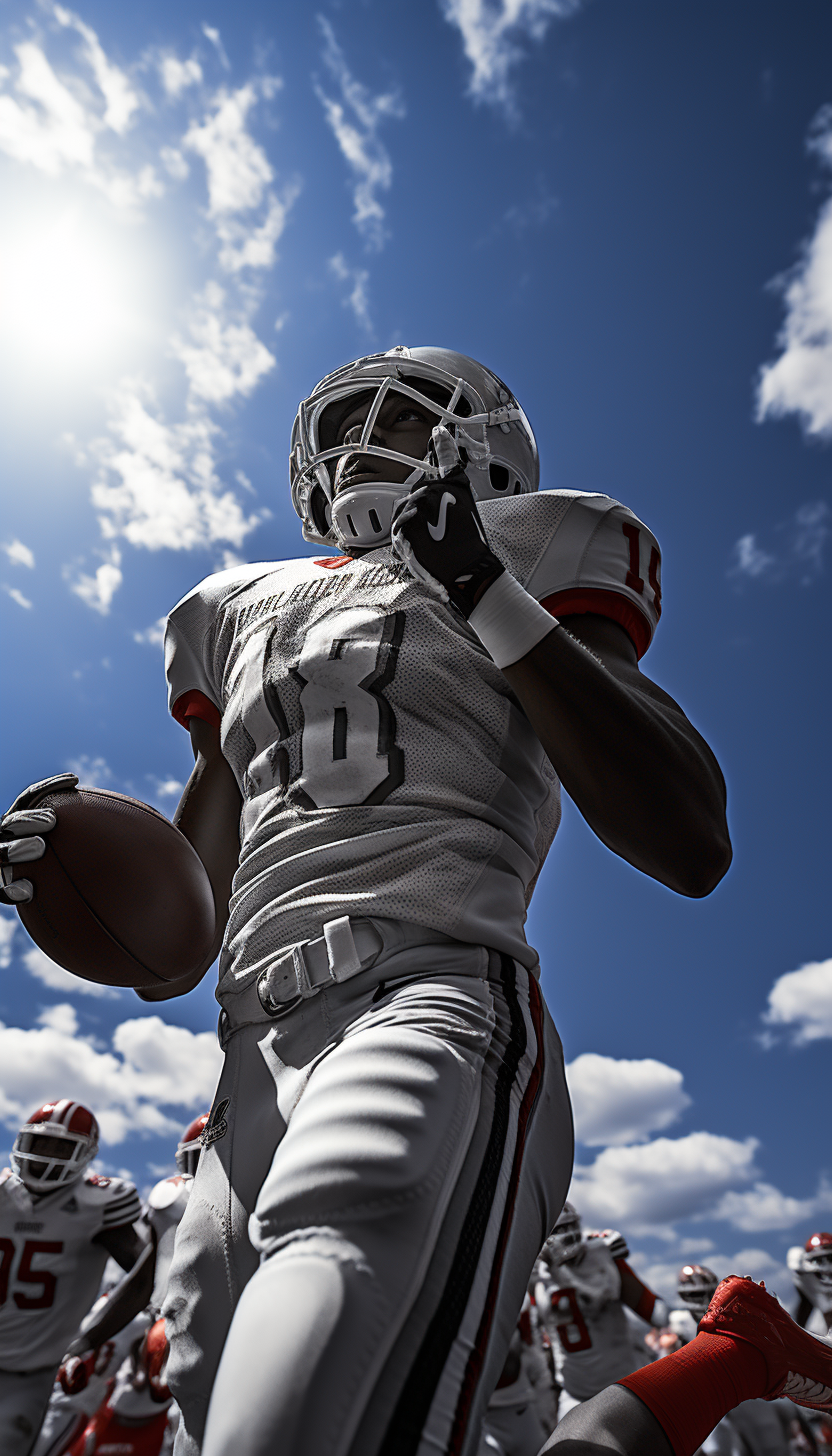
left=478, top=491, right=662, bottom=659
left=171, top=690, right=222, bottom=731
left=616, top=1258, right=657, bottom=1322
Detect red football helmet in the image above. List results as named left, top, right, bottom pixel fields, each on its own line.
left=175, top=1113, right=209, bottom=1176
left=12, top=1100, right=99, bottom=1192
left=677, top=1263, right=719, bottom=1320
left=804, top=1233, right=832, bottom=1289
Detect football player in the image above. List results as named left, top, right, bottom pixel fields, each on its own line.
left=1, top=346, right=734, bottom=1456
left=32, top=1115, right=206, bottom=1456
left=480, top=1293, right=555, bottom=1456
left=789, top=1233, right=832, bottom=1334
left=0, top=1101, right=148, bottom=1455
left=534, top=1204, right=668, bottom=1415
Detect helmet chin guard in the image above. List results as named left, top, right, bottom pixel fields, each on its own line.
left=290, top=346, right=539, bottom=552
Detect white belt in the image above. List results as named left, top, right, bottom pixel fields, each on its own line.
left=257, top=916, right=384, bottom=1016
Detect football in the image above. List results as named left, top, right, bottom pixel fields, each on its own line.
left=15, top=785, right=216, bottom=990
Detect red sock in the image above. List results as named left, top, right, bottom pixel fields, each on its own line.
left=618, top=1332, right=769, bottom=1456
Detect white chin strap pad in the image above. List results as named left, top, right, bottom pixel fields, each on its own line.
left=331, top=481, right=412, bottom=550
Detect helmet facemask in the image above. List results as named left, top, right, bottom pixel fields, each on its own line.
left=676, top=1265, right=719, bottom=1321
left=545, top=1203, right=583, bottom=1265
left=12, top=1125, right=98, bottom=1193
left=290, top=347, right=538, bottom=552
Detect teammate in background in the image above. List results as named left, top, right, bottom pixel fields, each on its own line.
left=33, top=1114, right=207, bottom=1456
left=479, top=1293, right=555, bottom=1456
left=1, top=346, right=733, bottom=1456
left=789, top=1234, right=832, bottom=1335
left=534, top=1203, right=668, bottom=1416
left=0, top=1101, right=149, bottom=1456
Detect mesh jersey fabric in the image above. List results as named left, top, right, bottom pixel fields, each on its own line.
left=0, top=1169, right=141, bottom=1370
left=164, top=490, right=661, bottom=1001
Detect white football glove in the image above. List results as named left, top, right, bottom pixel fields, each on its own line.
left=0, top=773, right=78, bottom=905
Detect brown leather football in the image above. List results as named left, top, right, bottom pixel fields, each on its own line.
left=15, top=786, right=216, bottom=989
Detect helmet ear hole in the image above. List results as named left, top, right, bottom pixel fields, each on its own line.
left=310, top=487, right=333, bottom=540
left=489, top=462, right=510, bottom=491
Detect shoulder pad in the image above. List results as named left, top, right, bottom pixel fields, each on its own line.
left=147, top=1176, right=190, bottom=1212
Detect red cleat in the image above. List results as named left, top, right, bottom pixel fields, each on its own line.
left=701, top=1276, right=832, bottom=1412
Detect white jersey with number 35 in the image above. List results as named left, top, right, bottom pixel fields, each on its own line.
left=165, top=490, right=661, bottom=1000
left=0, top=1168, right=141, bottom=1371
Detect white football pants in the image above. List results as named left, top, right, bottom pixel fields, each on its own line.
left=164, top=931, right=572, bottom=1456
left=0, top=1365, right=58, bottom=1456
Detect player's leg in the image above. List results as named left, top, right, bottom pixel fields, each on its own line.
left=200, top=953, right=572, bottom=1456
left=541, top=1276, right=832, bottom=1456
left=539, top=1383, right=672, bottom=1454
left=163, top=1027, right=281, bottom=1456
left=0, top=1366, right=60, bottom=1456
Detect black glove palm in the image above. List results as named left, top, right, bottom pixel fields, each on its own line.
left=390, top=457, right=504, bottom=618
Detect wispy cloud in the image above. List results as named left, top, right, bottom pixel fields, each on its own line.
left=3, top=584, right=33, bottom=609
left=202, top=24, right=230, bottom=73
left=438, top=0, right=581, bottom=114
left=757, top=108, right=832, bottom=436
left=314, top=17, right=404, bottom=251
left=54, top=4, right=140, bottom=135
left=728, top=502, right=829, bottom=587
left=171, top=282, right=275, bottom=404
left=158, top=54, right=202, bottom=100
left=329, top=253, right=372, bottom=332
left=65, top=544, right=123, bottom=614
left=133, top=616, right=166, bottom=647
left=2, top=539, right=35, bottom=569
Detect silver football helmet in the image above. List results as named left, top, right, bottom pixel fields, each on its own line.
left=545, top=1202, right=583, bottom=1265
left=289, top=345, right=539, bottom=551
left=676, top=1264, right=719, bottom=1321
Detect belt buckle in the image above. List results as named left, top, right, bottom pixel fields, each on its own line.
left=257, top=946, right=305, bottom=1019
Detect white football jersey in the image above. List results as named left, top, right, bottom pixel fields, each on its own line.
left=144, top=1175, right=192, bottom=1310
left=165, top=490, right=661, bottom=999
left=539, top=1235, right=641, bottom=1401
left=0, top=1169, right=141, bottom=1371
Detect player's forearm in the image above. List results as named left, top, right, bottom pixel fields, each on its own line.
left=67, top=1238, right=156, bottom=1354
left=503, top=629, right=731, bottom=897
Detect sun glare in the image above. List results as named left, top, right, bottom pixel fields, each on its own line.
left=0, top=201, right=153, bottom=380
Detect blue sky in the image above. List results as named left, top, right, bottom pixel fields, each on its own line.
left=0, top=0, right=829, bottom=1308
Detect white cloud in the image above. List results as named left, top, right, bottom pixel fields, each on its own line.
left=439, top=0, right=580, bottom=112
left=757, top=105, right=832, bottom=437
left=171, top=283, right=275, bottom=404
left=23, top=946, right=122, bottom=999
left=3, top=584, right=32, bottom=609
left=160, top=144, right=188, bottom=180
left=570, top=1132, right=760, bottom=1236
left=133, top=616, right=166, bottom=647
left=0, top=1010, right=222, bottom=1144
left=728, top=503, right=829, bottom=587
left=159, top=54, right=202, bottom=99
left=85, top=381, right=260, bottom=555
left=713, top=1181, right=832, bottom=1233
left=763, top=957, right=832, bottom=1044
left=566, top=1053, right=691, bottom=1147
left=0, top=912, right=17, bottom=969
left=65, top=753, right=114, bottom=783
left=215, top=187, right=298, bottom=274
left=329, top=253, right=372, bottom=332
left=184, top=83, right=273, bottom=214
left=67, top=545, right=122, bottom=615
left=37, top=1002, right=79, bottom=1035
left=54, top=5, right=140, bottom=135
left=2, top=539, right=35, bottom=569
left=0, top=24, right=151, bottom=210
left=315, top=18, right=404, bottom=250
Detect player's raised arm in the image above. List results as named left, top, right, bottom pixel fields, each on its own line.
left=391, top=448, right=731, bottom=898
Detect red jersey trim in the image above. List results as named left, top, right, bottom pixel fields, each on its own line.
left=171, top=690, right=221, bottom=731
left=314, top=556, right=353, bottom=570
left=540, top=588, right=652, bottom=660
